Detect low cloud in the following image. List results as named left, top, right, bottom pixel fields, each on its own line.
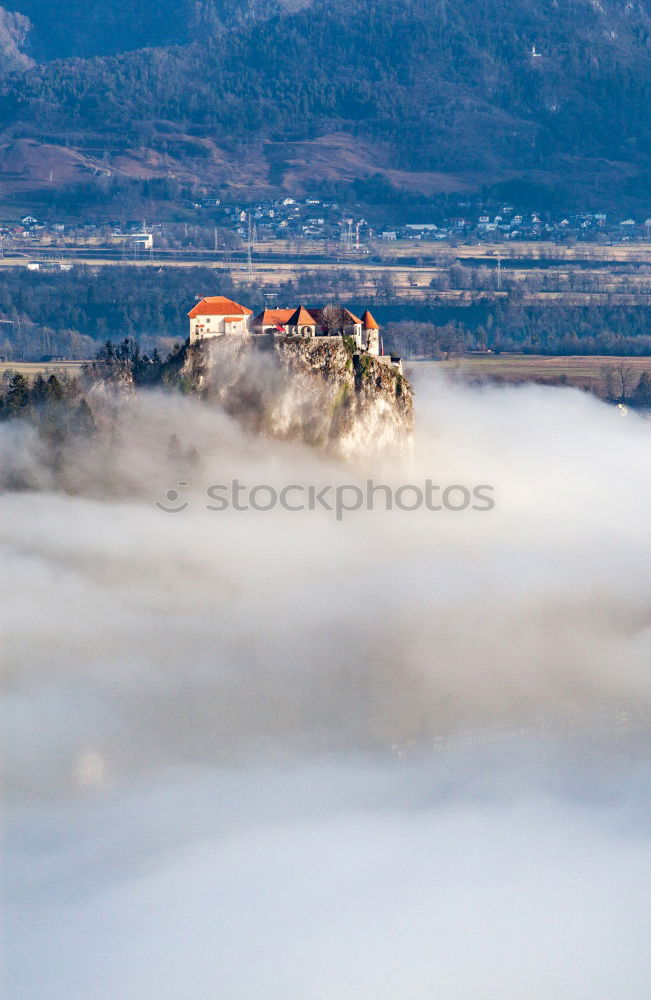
left=3, top=371, right=651, bottom=997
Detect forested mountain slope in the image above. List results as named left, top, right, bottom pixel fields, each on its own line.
left=0, top=0, right=289, bottom=58
left=0, top=0, right=649, bottom=209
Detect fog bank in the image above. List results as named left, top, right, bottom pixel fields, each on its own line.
left=3, top=371, right=651, bottom=997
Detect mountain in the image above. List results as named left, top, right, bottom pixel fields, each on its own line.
left=0, top=0, right=649, bottom=212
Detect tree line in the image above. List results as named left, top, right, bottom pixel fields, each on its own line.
left=2, top=266, right=651, bottom=362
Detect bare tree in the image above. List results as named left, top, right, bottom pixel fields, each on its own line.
left=600, top=364, right=616, bottom=400
left=602, top=363, right=637, bottom=401
left=614, top=363, right=636, bottom=400
left=321, top=304, right=349, bottom=334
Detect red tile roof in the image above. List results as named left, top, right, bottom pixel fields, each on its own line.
left=361, top=309, right=379, bottom=330
left=287, top=306, right=317, bottom=326
left=253, top=308, right=295, bottom=326
left=188, top=296, right=253, bottom=318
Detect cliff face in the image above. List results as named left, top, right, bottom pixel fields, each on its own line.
left=179, top=335, right=413, bottom=460
left=0, top=8, right=32, bottom=75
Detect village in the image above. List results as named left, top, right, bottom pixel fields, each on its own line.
left=1, top=198, right=651, bottom=262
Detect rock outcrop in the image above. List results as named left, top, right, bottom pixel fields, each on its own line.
left=175, top=334, right=413, bottom=460
left=0, top=7, right=32, bottom=75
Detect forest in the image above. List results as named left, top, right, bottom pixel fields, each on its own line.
left=0, top=0, right=650, bottom=212
left=2, top=265, right=651, bottom=361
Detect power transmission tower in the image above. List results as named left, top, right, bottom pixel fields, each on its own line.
left=247, top=211, right=253, bottom=281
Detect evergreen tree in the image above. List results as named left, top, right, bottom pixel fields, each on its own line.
left=185, top=444, right=200, bottom=466
left=7, top=373, right=29, bottom=414
left=71, top=398, right=97, bottom=436
left=30, top=373, right=48, bottom=405
left=632, top=371, right=651, bottom=408
left=167, top=433, right=183, bottom=461
left=46, top=374, right=64, bottom=402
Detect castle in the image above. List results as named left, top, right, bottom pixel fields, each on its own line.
left=188, top=296, right=402, bottom=370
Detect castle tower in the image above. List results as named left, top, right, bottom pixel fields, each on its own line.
left=361, top=309, right=380, bottom=355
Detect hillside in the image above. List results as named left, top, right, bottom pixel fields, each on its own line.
left=0, top=0, right=290, bottom=58
left=0, top=0, right=649, bottom=211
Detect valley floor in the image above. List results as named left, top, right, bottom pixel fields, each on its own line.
left=409, top=354, right=651, bottom=396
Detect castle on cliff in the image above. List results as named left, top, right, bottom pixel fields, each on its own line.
left=188, top=296, right=402, bottom=370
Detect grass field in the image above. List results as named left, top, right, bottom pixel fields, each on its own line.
left=252, top=239, right=651, bottom=263
left=408, top=354, right=651, bottom=395
left=0, top=360, right=88, bottom=378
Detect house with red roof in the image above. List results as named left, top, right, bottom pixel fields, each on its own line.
left=188, top=296, right=253, bottom=343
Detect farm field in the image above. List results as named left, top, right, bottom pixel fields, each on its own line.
left=4, top=242, right=651, bottom=306
left=3, top=257, right=651, bottom=305
left=250, top=240, right=651, bottom=264
left=0, top=360, right=88, bottom=378
left=409, top=354, right=651, bottom=395
left=375, top=241, right=651, bottom=264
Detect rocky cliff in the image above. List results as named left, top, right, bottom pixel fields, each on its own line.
left=0, top=7, right=32, bottom=75
left=175, top=335, right=413, bottom=461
